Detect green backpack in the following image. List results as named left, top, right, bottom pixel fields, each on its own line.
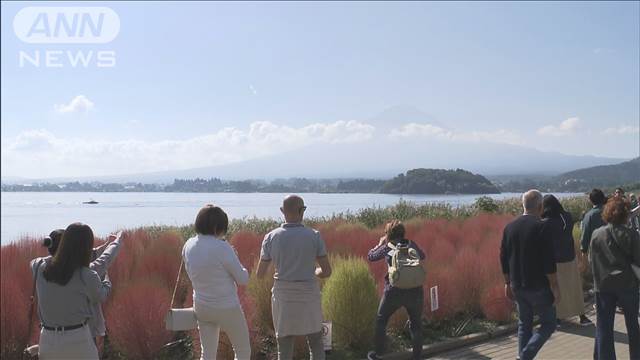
left=387, top=241, right=426, bottom=289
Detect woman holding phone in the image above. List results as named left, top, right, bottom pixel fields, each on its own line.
left=31, top=223, right=111, bottom=359
left=40, top=228, right=124, bottom=347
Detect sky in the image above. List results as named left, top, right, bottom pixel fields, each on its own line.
left=1, top=1, right=639, bottom=179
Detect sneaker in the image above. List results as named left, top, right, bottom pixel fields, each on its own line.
left=367, top=351, right=382, bottom=360
left=556, top=319, right=562, bottom=328
left=579, top=315, right=593, bottom=326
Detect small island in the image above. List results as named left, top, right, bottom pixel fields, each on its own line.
left=379, top=168, right=500, bottom=194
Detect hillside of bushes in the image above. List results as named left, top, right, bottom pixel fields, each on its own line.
left=494, top=157, right=640, bottom=193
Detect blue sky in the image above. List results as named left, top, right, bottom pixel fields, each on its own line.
left=1, top=1, right=638, bottom=178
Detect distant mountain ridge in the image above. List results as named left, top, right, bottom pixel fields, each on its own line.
left=2, top=167, right=501, bottom=194
left=0, top=106, right=629, bottom=184
left=492, top=157, right=639, bottom=192
left=555, top=157, right=640, bottom=187
left=2, top=145, right=625, bottom=185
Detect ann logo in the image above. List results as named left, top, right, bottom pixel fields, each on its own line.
left=13, top=7, right=120, bottom=44
left=13, top=7, right=119, bottom=68
left=27, top=12, right=105, bottom=39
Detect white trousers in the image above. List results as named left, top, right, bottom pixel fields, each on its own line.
left=38, top=325, right=98, bottom=359
left=194, top=302, right=251, bottom=360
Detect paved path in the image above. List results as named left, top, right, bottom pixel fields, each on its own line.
left=430, top=310, right=635, bottom=360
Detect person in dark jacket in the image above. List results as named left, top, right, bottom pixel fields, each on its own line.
left=500, top=190, right=559, bottom=360
left=581, top=189, right=606, bottom=255
left=541, top=195, right=592, bottom=326
left=367, top=220, right=425, bottom=360
left=590, top=197, right=640, bottom=360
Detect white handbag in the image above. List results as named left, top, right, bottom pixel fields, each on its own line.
left=165, top=258, right=198, bottom=331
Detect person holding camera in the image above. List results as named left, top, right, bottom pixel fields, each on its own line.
left=367, top=220, right=426, bottom=360
left=40, top=227, right=123, bottom=346
left=30, top=223, right=111, bottom=359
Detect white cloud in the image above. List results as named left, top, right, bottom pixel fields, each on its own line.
left=1, top=120, right=375, bottom=178
left=603, top=125, right=640, bottom=135
left=536, top=117, right=580, bottom=137
left=54, top=95, right=95, bottom=114
left=7, top=129, right=59, bottom=152
left=389, top=123, right=524, bottom=146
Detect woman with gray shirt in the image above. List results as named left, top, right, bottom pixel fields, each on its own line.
left=41, top=228, right=123, bottom=344
left=30, top=223, right=111, bottom=359
left=590, top=197, right=640, bottom=360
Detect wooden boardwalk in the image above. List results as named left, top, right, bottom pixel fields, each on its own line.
left=429, top=310, right=635, bottom=360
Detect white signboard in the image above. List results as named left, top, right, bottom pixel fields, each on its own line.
left=430, top=286, right=439, bottom=312
left=321, top=321, right=332, bottom=350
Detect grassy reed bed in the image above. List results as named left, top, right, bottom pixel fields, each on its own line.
left=0, top=196, right=593, bottom=359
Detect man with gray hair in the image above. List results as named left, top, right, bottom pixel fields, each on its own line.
left=500, top=190, right=560, bottom=360
left=256, top=195, right=332, bottom=360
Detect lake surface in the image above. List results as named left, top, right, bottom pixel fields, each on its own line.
left=1, top=191, right=583, bottom=244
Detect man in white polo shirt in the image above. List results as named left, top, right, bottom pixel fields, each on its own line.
left=256, top=195, right=332, bottom=360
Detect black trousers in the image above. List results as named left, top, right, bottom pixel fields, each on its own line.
left=374, top=286, right=424, bottom=359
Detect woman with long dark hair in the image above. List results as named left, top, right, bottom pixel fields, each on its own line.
left=40, top=227, right=123, bottom=349
left=541, top=194, right=592, bottom=326
left=30, top=223, right=111, bottom=359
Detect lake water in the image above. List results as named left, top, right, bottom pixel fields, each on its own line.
left=1, top=191, right=583, bottom=244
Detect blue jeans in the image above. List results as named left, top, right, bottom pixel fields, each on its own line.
left=513, top=287, right=556, bottom=360
left=594, top=289, right=640, bottom=360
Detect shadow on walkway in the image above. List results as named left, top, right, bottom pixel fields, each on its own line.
left=428, top=348, right=493, bottom=360
left=558, top=323, right=629, bottom=345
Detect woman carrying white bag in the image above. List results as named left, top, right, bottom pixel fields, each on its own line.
left=181, top=204, right=251, bottom=360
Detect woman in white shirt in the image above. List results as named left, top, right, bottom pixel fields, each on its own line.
left=183, top=204, right=251, bottom=360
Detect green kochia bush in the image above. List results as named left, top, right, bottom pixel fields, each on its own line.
left=321, top=257, right=378, bottom=353
left=474, top=196, right=499, bottom=213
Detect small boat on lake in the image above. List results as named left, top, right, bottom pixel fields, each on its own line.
left=83, top=200, right=99, bottom=205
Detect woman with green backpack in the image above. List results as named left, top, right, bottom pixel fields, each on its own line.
left=367, top=220, right=426, bottom=360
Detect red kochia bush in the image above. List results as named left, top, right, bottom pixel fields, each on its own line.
left=0, top=276, right=30, bottom=358
left=480, top=283, right=514, bottom=322
left=229, top=231, right=264, bottom=273
left=417, top=214, right=514, bottom=321
left=0, top=238, right=46, bottom=358
left=135, top=232, right=182, bottom=289
left=319, top=222, right=378, bottom=258
left=105, top=280, right=172, bottom=359
left=425, top=267, right=461, bottom=321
